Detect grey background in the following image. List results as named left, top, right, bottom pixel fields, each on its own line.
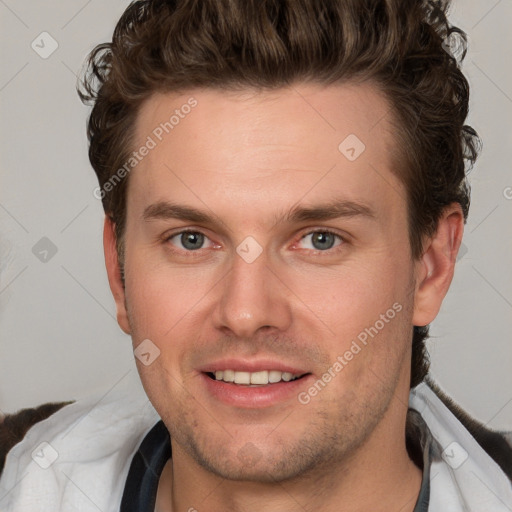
left=0, top=1, right=511, bottom=429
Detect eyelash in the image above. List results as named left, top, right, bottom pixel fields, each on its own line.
left=163, top=229, right=346, bottom=256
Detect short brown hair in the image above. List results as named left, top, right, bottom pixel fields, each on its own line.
left=79, top=0, right=480, bottom=388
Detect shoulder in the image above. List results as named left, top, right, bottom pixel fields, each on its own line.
left=0, top=380, right=160, bottom=512
left=0, top=401, right=73, bottom=477
left=410, top=378, right=512, bottom=511
left=425, top=377, right=512, bottom=480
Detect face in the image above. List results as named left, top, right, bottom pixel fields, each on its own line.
left=108, top=83, right=432, bottom=482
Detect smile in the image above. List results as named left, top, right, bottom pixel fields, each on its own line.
left=207, top=370, right=305, bottom=385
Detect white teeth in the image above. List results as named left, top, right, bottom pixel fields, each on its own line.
left=268, top=370, right=282, bottom=383
left=250, top=371, right=268, bottom=385
left=223, top=369, right=235, bottom=382
left=212, top=369, right=302, bottom=385
left=234, top=371, right=251, bottom=384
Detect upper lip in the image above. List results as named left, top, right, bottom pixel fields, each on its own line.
left=198, top=358, right=309, bottom=375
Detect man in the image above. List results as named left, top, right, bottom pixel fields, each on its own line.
left=1, top=0, right=511, bottom=510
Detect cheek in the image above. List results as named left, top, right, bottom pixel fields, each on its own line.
left=293, top=252, right=411, bottom=333
left=123, top=257, right=202, bottom=405
left=124, top=248, right=213, bottom=341
left=289, top=254, right=414, bottom=392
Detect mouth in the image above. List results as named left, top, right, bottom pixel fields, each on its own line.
left=199, top=363, right=313, bottom=408
left=205, top=369, right=308, bottom=386
left=197, top=358, right=313, bottom=408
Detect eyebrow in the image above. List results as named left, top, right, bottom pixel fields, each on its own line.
left=276, top=200, right=375, bottom=225
left=143, top=202, right=216, bottom=224
left=142, top=199, right=376, bottom=228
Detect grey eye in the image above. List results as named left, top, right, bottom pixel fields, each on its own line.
left=300, top=231, right=342, bottom=251
left=171, top=231, right=206, bottom=251
left=312, top=232, right=336, bottom=250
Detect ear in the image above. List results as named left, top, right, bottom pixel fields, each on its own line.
left=103, top=216, right=131, bottom=334
left=412, top=203, right=464, bottom=327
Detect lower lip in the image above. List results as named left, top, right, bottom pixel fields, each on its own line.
left=200, top=373, right=313, bottom=408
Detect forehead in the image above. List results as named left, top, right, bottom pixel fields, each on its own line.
left=128, top=82, right=404, bottom=224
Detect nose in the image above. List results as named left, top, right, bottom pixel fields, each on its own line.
left=212, top=245, right=292, bottom=339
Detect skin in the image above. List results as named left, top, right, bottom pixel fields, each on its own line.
left=104, top=83, right=464, bottom=511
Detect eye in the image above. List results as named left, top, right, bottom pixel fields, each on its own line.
left=166, top=230, right=214, bottom=251
left=297, top=230, right=344, bottom=252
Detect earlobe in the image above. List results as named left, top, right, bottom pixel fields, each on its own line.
left=412, top=204, right=464, bottom=327
left=103, top=216, right=131, bottom=334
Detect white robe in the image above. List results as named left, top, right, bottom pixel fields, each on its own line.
left=1, top=378, right=511, bottom=511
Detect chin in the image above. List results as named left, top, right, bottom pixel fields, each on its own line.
left=182, top=433, right=336, bottom=484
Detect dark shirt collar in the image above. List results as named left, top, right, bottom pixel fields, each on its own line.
left=407, top=409, right=432, bottom=512
left=121, top=409, right=432, bottom=512
left=120, top=421, right=171, bottom=512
